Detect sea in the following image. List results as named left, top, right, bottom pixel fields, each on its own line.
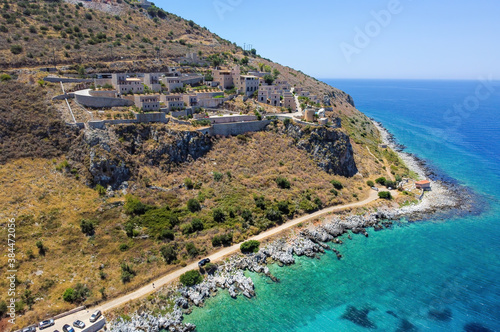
left=183, top=80, right=500, bottom=331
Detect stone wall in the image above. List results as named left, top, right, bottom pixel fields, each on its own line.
left=199, top=120, right=271, bottom=136
left=44, top=76, right=92, bottom=83
left=87, top=113, right=169, bottom=129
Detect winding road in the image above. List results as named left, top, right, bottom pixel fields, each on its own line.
left=45, top=189, right=383, bottom=331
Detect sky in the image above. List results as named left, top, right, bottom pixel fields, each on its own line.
left=154, top=0, right=500, bottom=80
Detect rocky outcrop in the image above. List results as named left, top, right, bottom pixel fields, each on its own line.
left=69, top=123, right=212, bottom=189
left=279, top=123, right=358, bottom=177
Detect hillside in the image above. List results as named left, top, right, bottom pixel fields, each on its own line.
left=0, top=1, right=418, bottom=330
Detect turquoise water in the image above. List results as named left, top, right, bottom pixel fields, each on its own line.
left=185, top=80, right=500, bottom=331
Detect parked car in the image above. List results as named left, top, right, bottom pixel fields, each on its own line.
left=39, top=319, right=55, bottom=330
left=371, top=187, right=379, bottom=191
left=89, top=310, right=102, bottom=323
left=198, top=258, right=210, bottom=267
left=21, top=327, right=36, bottom=332
left=73, top=320, right=85, bottom=329
left=62, top=325, right=75, bottom=332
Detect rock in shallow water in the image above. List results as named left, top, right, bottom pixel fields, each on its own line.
left=341, top=305, right=377, bottom=329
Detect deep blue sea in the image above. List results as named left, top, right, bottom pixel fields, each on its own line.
left=184, top=80, right=500, bottom=331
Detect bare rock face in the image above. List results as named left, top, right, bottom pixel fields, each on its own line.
left=280, top=124, right=358, bottom=177
left=69, top=123, right=212, bottom=189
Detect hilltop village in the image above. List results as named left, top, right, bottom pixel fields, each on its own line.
left=50, top=57, right=333, bottom=135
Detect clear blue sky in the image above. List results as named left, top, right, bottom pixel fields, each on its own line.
left=155, top=0, right=500, bottom=80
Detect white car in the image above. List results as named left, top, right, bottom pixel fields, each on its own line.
left=39, top=319, right=55, bottom=329
left=73, top=320, right=85, bottom=329
left=89, top=310, right=102, bottom=323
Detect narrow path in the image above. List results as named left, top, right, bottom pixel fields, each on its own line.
left=49, top=190, right=381, bottom=331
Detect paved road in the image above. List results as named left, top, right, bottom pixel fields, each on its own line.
left=47, top=190, right=382, bottom=331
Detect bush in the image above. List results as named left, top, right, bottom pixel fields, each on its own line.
left=10, top=44, right=23, bottom=54
left=80, top=219, right=95, bottom=236
left=275, top=176, right=291, bottom=189
left=36, top=241, right=46, bottom=256
left=124, top=195, right=148, bottom=215
left=240, top=240, right=260, bottom=253
left=375, top=177, right=387, bottom=186
left=212, top=208, right=225, bottom=223
left=160, top=245, right=176, bottom=263
left=179, top=270, right=203, bottom=286
left=330, top=180, right=343, bottom=190
left=378, top=191, right=392, bottom=199
left=254, top=195, right=266, bottom=210
left=212, top=233, right=233, bottom=247
left=213, top=171, right=223, bottom=182
left=277, top=201, right=290, bottom=215
left=187, top=198, right=201, bottom=212
left=119, top=243, right=129, bottom=251
left=265, top=208, right=283, bottom=223
left=366, top=180, right=374, bottom=187
left=385, top=180, right=397, bottom=189
left=180, top=223, right=193, bottom=235
left=158, top=229, right=174, bottom=241
left=0, top=301, right=7, bottom=317
left=63, top=283, right=89, bottom=303
left=120, top=263, right=136, bottom=283
left=185, top=242, right=199, bottom=257
left=191, top=218, right=204, bottom=232
left=0, top=74, right=12, bottom=82
left=184, top=178, right=194, bottom=189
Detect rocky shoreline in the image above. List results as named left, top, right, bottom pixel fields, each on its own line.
left=109, top=122, right=482, bottom=332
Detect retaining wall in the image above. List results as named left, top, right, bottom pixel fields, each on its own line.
left=87, top=113, right=169, bottom=129
left=44, top=76, right=93, bottom=83
left=200, top=120, right=271, bottom=136
left=75, top=91, right=134, bottom=108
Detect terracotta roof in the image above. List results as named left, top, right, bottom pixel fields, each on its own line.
left=415, top=180, right=431, bottom=185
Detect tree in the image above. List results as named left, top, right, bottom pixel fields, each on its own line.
left=367, top=180, right=375, bottom=187
left=80, top=219, right=95, bottom=236
left=179, top=270, right=203, bottom=286
left=240, top=56, right=249, bottom=65
left=275, top=176, right=291, bottom=189
left=212, top=208, right=225, bottom=223
left=273, top=68, right=280, bottom=79
left=263, top=74, right=274, bottom=85
left=375, top=177, right=387, bottom=186
left=330, top=180, right=343, bottom=190
left=187, top=198, right=201, bottom=212
left=240, top=240, right=260, bottom=253
left=36, top=241, right=46, bottom=256
left=257, top=62, right=264, bottom=71
left=378, top=191, right=392, bottom=199
left=212, top=233, right=233, bottom=247
left=63, top=283, right=89, bottom=303
left=160, top=245, right=176, bottom=263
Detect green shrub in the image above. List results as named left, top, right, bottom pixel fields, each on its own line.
left=0, top=74, right=12, bottom=82
left=120, top=263, right=136, bottom=283
left=375, top=177, right=387, bottom=186
left=240, top=240, right=260, bottom=253
left=179, top=270, right=203, bottom=286
left=180, top=223, right=193, bottom=235
left=124, top=195, right=148, bottom=215
left=330, top=180, right=343, bottom=190
left=157, top=229, right=174, bottom=241
left=10, top=44, right=22, bottom=54
left=213, top=171, right=223, bottom=182
left=119, top=243, right=129, bottom=251
left=95, top=184, right=106, bottom=196
left=185, top=242, right=199, bottom=257
left=277, top=201, right=290, bottom=215
left=184, top=178, right=194, bottom=189
left=80, top=219, right=95, bottom=236
left=212, top=233, right=233, bottom=247
left=378, top=191, right=392, bottom=199
left=212, top=208, right=225, bottom=223
left=62, top=283, right=89, bottom=303
left=191, top=218, right=204, bottom=232
left=265, top=208, right=283, bottom=223
left=187, top=198, right=201, bottom=212
left=160, top=245, right=176, bottom=263
left=275, top=176, right=291, bottom=189
left=254, top=195, right=266, bottom=210
left=366, top=180, right=374, bottom=187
